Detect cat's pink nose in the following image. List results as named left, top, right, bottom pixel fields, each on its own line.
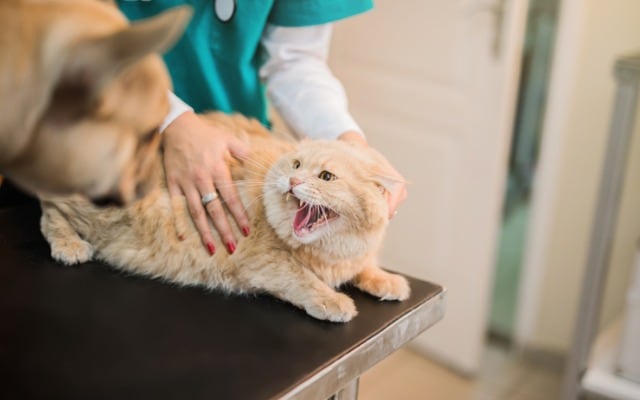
left=289, top=177, right=303, bottom=187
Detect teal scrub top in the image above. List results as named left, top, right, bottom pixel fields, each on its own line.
left=118, top=0, right=373, bottom=126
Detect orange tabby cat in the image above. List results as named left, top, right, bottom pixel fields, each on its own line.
left=40, top=113, right=410, bottom=322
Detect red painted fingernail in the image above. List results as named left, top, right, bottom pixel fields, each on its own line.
left=242, top=226, right=250, bottom=237
left=226, top=241, right=236, bottom=254
left=206, top=242, right=216, bottom=255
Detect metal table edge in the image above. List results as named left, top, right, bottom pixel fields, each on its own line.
left=278, top=285, right=447, bottom=400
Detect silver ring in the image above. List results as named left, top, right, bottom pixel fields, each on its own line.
left=201, top=191, right=219, bottom=206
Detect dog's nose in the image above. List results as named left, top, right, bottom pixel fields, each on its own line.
left=91, top=194, right=125, bottom=208
left=135, top=180, right=153, bottom=199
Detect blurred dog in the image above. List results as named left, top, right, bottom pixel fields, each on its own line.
left=0, top=0, right=191, bottom=205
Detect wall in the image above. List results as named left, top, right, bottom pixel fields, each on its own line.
left=328, top=0, right=528, bottom=374
left=600, top=93, right=640, bottom=330
left=517, top=0, right=640, bottom=353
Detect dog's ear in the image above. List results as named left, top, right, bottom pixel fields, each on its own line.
left=46, top=6, right=192, bottom=122
left=66, top=5, right=192, bottom=89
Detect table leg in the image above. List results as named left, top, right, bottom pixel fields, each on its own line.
left=330, top=378, right=359, bottom=400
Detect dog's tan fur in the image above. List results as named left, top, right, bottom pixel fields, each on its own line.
left=40, top=113, right=410, bottom=322
left=0, top=0, right=190, bottom=204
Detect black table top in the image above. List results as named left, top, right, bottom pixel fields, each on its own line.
left=0, top=204, right=444, bottom=399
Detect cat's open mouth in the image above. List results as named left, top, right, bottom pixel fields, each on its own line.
left=288, top=195, right=339, bottom=237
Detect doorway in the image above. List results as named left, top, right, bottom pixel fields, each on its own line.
left=488, top=0, right=561, bottom=341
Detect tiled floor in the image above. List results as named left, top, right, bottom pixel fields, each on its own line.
left=359, top=342, right=562, bottom=400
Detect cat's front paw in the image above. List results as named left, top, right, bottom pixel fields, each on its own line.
left=50, top=239, right=94, bottom=266
left=357, top=271, right=411, bottom=301
left=305, top=292, right=358, bottom=323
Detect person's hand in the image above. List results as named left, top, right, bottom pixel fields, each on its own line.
left=162, top=111, right=250, bottom=254
left=338, top=131, right=407, bottom=219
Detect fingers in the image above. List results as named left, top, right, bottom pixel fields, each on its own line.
left=379, top=157, right=407, bottom=220
left=212, top=165, right=251, bottom=238
left=167, top=179, right=189, bottom=241
left=196, top=176, right=239, bottom=255
left=166, top=166, right=216, bottom=252
left=203, top=191, right=237, bottom=254
left=161, top=114, right=249, bottom=254
left=170, top=175, right=242, bottom=255
left=166, top=160, right=248, bottom=255
left=218, top=135, right=251, bottom=239
left=170, top=197, right=190, bottom=241
left=387, top=183, right=408, bottom=220
left=227, top=135, right=250, bottom=160
left=184, top=186, right=217, bottom=255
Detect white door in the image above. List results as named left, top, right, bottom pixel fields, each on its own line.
left=329, top=0, right=529, bottom=374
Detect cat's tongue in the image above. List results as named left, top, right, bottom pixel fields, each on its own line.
left=294, top=205, right=313, bottom=233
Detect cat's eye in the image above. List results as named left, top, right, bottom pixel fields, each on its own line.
left=292, top=159, right=301, bottom=169
left=318, top=170, right=336, bottom=181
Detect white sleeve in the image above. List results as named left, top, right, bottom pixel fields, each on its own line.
left=259, top=23, right=363, bottom=141
left=159, top=91, right=194, bottom=133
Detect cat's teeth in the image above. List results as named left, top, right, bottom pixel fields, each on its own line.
left=285, top=193, right=291, bottom=202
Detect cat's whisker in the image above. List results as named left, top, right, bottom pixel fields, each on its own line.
left=239, top=157, right=282, bottom=180
left=270, top=128, right=298, bottom=141
left=215, top=180, right=265, bottom=190
left=241, top=156, right=272, bottom=173
left=333, top=206, right=356, bottom=225
left=323, top=206, right=332, bottom=222
left=238, top=192, right=267, bottom=210
left=219, top=178, right=265, bottom=185
left=271, top=167, right=290, bottom=179
left=215, top=178, right=282, bottom=192
left=321, top=207, right=339, bottom=243
left=242, top=198, right=262, bottom=210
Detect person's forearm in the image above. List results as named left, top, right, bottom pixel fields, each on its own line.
left=160, top=91, right=194, bottom=133
left=260, top=24, right=364, bottom=141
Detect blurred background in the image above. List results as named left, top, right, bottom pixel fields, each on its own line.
left=327, top=0, right=640, bottom=398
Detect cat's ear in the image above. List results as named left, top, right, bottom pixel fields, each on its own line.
left=46, top=6, right=192, bottom=121
left=365, top=148, right=407, bottom=196
left=370, top=170, right=407, bottom=197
